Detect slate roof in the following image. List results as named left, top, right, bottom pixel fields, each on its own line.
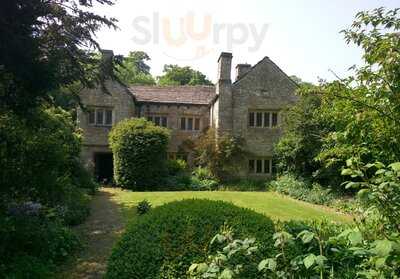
left=128, top=85, right=216, bottom=105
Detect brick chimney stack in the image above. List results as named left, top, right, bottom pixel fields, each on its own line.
left=235, top=63, right=251, bottom=81
left=216, top=52, right=233, bottom=134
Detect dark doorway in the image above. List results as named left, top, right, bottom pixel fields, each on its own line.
left=94, top=153, right=113, bottom=184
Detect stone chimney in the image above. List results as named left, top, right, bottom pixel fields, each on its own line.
left=217, top=52, right=233, bottom=82
left=100, top=49, right=114, bottom=77
left=216, top=52, right=233, bottom=134
left=235, top=63, right=251, bottom=81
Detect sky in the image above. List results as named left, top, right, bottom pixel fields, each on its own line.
left=92, top=0, right=400, bottom=83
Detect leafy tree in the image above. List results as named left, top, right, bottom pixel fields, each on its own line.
left=0, top=0, right=117, bottom=114
left=157, top=64, right=213, bottom=86
left=276, top=7, right=400, bottom=189
left=116, top=51, right=156, bottom=85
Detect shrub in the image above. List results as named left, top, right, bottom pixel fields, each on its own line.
left=0, top=108, right=85, bottom=207
left=106, top=199, right=275, bottom=279
left=136, top=199, right=151, bottom=215
left=0, top=211, right=80, bottom=277
left=194, top=128, right=247, bottom=180
left=109, top=118, right=170, bottom=190
left=220, top=178, right=267, bottom=191
left=55, top=183, right=91, bottom=226
left=192, top=166, right=214, bottom=180
left=269, top=174, right=337, bottom=205
left=166, top=159, right=188, bottom=176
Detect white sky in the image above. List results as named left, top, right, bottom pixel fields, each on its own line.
left=92, top=0, right=400, bottom=83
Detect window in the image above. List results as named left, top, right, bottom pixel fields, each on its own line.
left=264, top=112, right=270, bottom=128
left=161, top=116, right=168, bottom=127
left=96, top=110, right=104, bottom=125
left=88, top=107, right=113, bottom=126
left=249, top=112, right=255, bottom=127
left=194, top=118, right=200, bottom=130
left=248, top=111, right=278, bottom=128
left=88, top=109, right=95, bottom=125
left=105, top=110, right=113, bottom=125
left=272, top=113, right=278, bottom=127
left=248, top=158, right=273, bottom=174
left=154, top=116, right=160, bottom=126
left=187, top=118, right=193, bottom=130
left=249, top=160, right=255, bottom=173
left=146, top=115, right=168, bottom=127
left=180, top=117, right=186, bottom=130
left=256, top=112, right=263, bottom=127
left=180, top=117, right=201, bottom=131
left=256, top=159, right=263, bottom=173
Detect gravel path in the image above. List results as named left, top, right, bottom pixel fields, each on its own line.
left=60, top=188, right=125, bottom=279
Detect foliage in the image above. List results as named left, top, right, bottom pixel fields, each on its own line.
left=191, top=219, right=400, bottom=278
left=106, top=199, right=275, bottom=279
left=157, top=64, right=213, bottom=86
left=275, top=8, right=400, bottom=192
left=0, top=0, right=117, bottom=113
left=115, top=51, right=156, bottom=85
left=195, top=129, right=247, bottom=180
left=109, top=118, right=170, bottom=190
left=166, top=159, right=188, bottom=176
left=342, top=159, right=400, bottom=234
left=136, top=199, right=152, bottom=215
left=269, top=174, right=337, bottom=206
left=0, top=210, right=80, bottom=277
left=219, top=179, right=268, bottom=191
left=189, top=225, right=260, bottom=279
left=274, top=92, right=335, bottom=183
left=0, top=107, right=95, bottom=208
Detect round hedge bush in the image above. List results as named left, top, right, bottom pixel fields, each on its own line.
left=109, top=118, right=170, bottom=190
left=106, top=199, right=275, bottom=279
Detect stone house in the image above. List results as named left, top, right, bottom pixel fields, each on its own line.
left=77, top=51, right=298, bottom=181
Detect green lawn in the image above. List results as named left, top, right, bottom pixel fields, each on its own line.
left=106, top=188, right=351, bottom=223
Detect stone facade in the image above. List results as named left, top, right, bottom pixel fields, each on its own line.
left=78, top=51, right=297, bottom=180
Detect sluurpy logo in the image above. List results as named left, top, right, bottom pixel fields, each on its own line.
left=131, top=12, right=269, bottom=61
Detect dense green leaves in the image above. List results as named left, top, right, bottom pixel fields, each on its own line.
left=115, top=51, right=156, bottom=85
left=157, top=64, right=213, bottom=86
left=0, top=0, right=117, bottom=113
left=109, top=118, right=170, bottom=189
left=106, top=199, right=275, bottom=279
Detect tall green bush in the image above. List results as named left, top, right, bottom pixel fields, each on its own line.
left=0, top=107, right=95, bottom=207
left=106, top=199, right=275, bottom=279
left=109, top=118, right=170, bottom=190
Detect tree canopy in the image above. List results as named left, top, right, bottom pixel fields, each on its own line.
left=157, top=64, right=213, bottom=86
left=115, top=51, right=156, bottom=85
left=0, top=0, right=117, bottom=114
left=275, top=7, right=400, bottom=188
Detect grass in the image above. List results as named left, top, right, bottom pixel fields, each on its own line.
left=60, top=188, right=351, bottom=278
left=107, top=188, right=351, bottom=223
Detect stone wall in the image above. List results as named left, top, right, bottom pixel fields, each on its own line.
left=221, top=57, right=298, bottom=177
left=136, top=102, right=210, bottom=163
left=77, top=80, right=135, bottom=171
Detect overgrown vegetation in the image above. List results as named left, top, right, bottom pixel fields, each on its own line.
left=195, top=128, right=247, bottom=180
left=188, top=7, right=400, bottom=278
left=109, top=118, right=170, bottom=190
left=0, top=0, right=116, bottom=276
left=269, top=174, right=338, bottom=206
left=106, top=199, right=275, bottom=279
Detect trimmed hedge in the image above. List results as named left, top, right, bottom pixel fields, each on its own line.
left=106, top=199, right=275, bottom=279
left=109, top=118, right=170, bottom=190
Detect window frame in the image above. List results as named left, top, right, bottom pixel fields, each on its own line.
left=180, top=116, right=201, bottom=131
left=88, top=107, right=113, bottom=127
left=248, top=158, right=273, bottom=175
left=146, top=114, right=168, bottom=128
left=248, top=110, right=279, bottom=128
